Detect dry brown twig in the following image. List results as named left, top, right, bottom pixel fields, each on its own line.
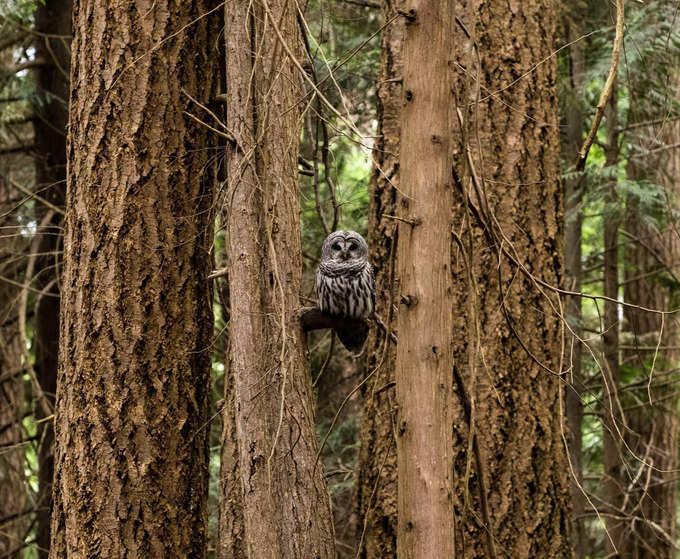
left=576, top=0, right=625, bottom=171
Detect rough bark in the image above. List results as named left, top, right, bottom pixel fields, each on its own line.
left=449, top=1, right=571, bottom=557
left=33, top=1, right=71, bottom=554
left=601, top=77, right=625, bottom=556
left=0, top=175, right=27, bottom=559
left=562, top=13, right=587, bottom=557
left=50, top=1, right=219, bottom=556
left=394, top=1, right=456, bottom=557
left=352, top=1, right=404, bottom=554
left=220, top=0, right=336, bottom=557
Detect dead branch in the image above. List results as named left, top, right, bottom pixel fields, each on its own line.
left=575, top=0, right=624, bottom=171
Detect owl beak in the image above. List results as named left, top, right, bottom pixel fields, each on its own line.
left=341, top=250, right=350, bottom=260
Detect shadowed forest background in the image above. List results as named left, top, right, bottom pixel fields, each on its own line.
left=1, top=0, right=680, bottom=557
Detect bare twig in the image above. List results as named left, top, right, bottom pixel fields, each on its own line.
left=7, top=177, right=65, bottom=216
left=576, top=0, right=624, bottom=171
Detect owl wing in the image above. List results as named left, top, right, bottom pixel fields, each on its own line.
left=314, top=268, right=329, bottom=312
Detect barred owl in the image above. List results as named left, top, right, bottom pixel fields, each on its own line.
left=315, top=230, right=375, bottom=350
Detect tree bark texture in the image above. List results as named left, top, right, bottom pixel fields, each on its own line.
left=33, top=1, right=71, bottom=554
left=50, top=1, right=219, bottom=556
left=394, top=1, right=456, bottom=557
left=220, top=0, right=336, bottom=556
left=352, top=0, right=404, bottom=556
left=0, top=175, right=27, bottom=559
left=449, top=1, right=571, bottom=556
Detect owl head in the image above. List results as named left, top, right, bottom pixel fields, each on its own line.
left=321, top=230, right=368, bottom=264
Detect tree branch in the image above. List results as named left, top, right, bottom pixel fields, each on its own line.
left=340, top=0, right=380, bottom=8
left=300, top=307, right=369, bottom=352
left=575, top=0, right=624, bottom=171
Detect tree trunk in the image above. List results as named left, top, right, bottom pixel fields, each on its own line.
left=352, top=0, right=404, bottom=555
left=50, top=1, right=219, bottom=556
left=601, top=76, right=625, bottom=556
left=218, top=350, right=245, bottom=558
left=449, top=1, right=571, bottom=556
left=394, top=1, right=456, bottom=557
left=562, top=12, right=587, bottom=557
left=33, top=1, right=71, bottom=554
left=618, top=88, right=680, bottom=559
left=220, top=0, right=336, bottom=556
left=0, top=175, right=27, bottom=559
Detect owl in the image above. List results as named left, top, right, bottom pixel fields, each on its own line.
left=315, top=230, right=375, bottom=350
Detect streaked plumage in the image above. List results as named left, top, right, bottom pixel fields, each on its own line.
left=316, top=230, right=374, bottom=318
left=315, top=231, right=375, bottom=350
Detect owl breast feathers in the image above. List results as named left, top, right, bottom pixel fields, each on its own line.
left=315, top=230, right=375, bottom=320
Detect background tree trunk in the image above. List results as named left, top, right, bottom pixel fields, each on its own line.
left=221, top=0, right=336, bottom=556
left=33, top=1, right=71, bottom=554
left=618, top=86, right=680, bottom=559
left=352, top=0, right=404, bottom=555
left=50, top=1, right=219, bottom=556
left=0, top=174, right=27, bottom=559
left=218, top=343, right=245, bottom=558
left=394, top=0, right=456, bottom=556
left=561, top=9, right=587, bottom=557
left=449, top=1, right=571, bottom=556
left=601, top=77, right=625, bottom=555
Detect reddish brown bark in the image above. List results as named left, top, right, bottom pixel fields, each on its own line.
left=219, top=0, right=336, bottom=556
left=50, top=1, right=219, bottom=556
left=394, top=0, right=456, bottom=556
left=357, top=2, right=572, bottom=557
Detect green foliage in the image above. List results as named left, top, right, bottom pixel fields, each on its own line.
left=559, top=2, right=680, bottom=555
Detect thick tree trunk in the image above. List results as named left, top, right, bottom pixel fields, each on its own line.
left=50, top=1, right=218, bottom=556
left=449, top=1, right=571, bottom=556
left=601, top=77, right=625, bottom=556
left=220, top=0, right=336, bottom=557
left=394, top=1, right=456, bottom=557
left=33, top=1, right=71, bottom=554
left=352, top=0, right=404, bottom=556
left=0, top=176, right=27, bottom=559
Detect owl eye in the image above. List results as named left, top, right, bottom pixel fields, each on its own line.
left=348, top=242, right=358, bottom=251
left=331, top=242, right=341, bottom=251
